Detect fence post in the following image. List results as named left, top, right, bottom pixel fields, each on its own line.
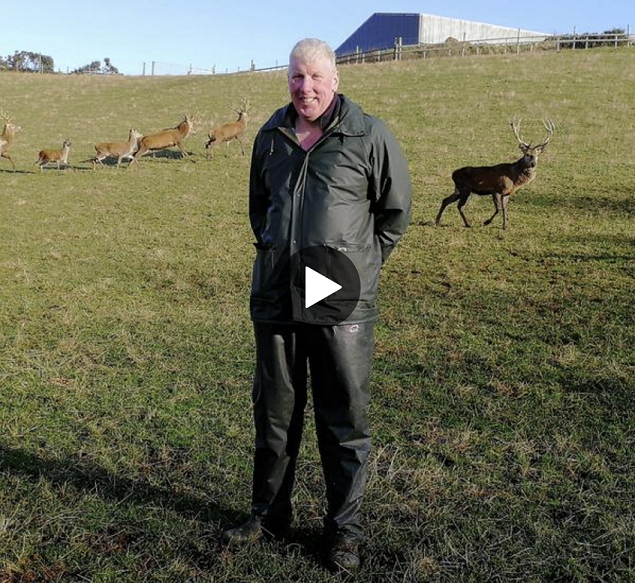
left=151, top=61, right=156, bottom=76
left=394, top=37, right=402, bottom=61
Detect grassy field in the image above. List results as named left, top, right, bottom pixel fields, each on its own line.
left=1, top=48, right=634, bottom=582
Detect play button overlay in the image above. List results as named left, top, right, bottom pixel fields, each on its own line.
left=289, top=245, right=362, bottom=324
left=305, top=267, right=342, bottom=308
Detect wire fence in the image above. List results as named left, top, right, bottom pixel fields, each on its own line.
left=145, top=32, right=634, bottom=76
left=336, top=33, right=635, bottom=65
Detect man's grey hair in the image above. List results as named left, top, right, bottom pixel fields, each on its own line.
left=289, top=38, right=337, bottom=72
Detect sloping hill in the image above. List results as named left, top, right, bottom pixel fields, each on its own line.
left=1, top=48, right=634, bottom=582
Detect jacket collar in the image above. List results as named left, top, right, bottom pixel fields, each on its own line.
left=261, top=93, right=366, bottom=137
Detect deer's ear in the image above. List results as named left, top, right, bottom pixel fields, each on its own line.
left=534, top=145, right=545, bottom=154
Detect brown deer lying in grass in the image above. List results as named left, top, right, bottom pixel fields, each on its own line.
left=436, top=119, right=555, bottom=229
left=34, top=139, right=72, bottom=171
left=133, top=115, right=195, bottom=164
left=0, top=110, right=22, bottom=171
left=205, top=100, right=250, bottom=159
left=93, top=127, right=143, bottom=169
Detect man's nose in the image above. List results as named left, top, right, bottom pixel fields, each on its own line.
left=299, top=77, right=313, bottom=92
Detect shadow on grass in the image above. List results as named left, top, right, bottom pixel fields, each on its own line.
left=0, top=446, right=240, bottom=528
left=0, top=167, right=37, bottom=174
left=134, top=149, right=198, bottom=161
left=539, top=231, right=635, bottom=264
left=522, top=191, right=635, bottom=215
left=0, top=446, right=339, bottom=570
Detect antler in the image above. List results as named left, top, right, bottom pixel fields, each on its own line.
left=232, top=99, right=251, bottom=114
left=0, top=109, right=13, bottom=123
left=509, top=117, right=529, bottom=148
left=535, top=119, right=556, bottom=149
left=189, top=110, right=204, bottom=132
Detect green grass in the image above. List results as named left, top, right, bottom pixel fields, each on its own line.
left=1, top=48, right=634, bottom=582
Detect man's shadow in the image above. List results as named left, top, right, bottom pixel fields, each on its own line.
left=0, top=446, right=325, bottom=565
left=0, top=446, right=239, bottom=528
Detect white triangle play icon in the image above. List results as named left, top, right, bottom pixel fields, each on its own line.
left=305, top=267, right=342, bottom=308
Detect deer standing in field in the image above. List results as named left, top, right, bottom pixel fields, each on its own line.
left=0, top=110, right=22, bottom=171
left=92, top=127, right=144, bottom=169
left=133, top=115, right=196, bottom=164
left=34, top=139, right=72, bottom=171
left=205, top=100, right=250, bottom=159
left=435, top=119, right=555, bottom=230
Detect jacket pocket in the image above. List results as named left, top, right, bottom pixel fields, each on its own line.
left=251, top=245, right=277, bottom=301
left=324, top=242, right=381, bottom=301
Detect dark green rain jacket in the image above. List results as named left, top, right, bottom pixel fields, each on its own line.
left=249, top=93, right=411, bottom=324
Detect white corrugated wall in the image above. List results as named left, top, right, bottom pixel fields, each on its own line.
left=418, top=13, right=547, bottom=44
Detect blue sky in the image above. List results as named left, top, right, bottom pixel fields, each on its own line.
left=2, top=0, right=633, bottom=75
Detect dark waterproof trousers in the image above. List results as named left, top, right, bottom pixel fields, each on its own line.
left=251, top=321, right=374, bottom=539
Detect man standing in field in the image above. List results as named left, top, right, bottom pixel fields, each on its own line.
left=221, top=38, right=411, bottom=573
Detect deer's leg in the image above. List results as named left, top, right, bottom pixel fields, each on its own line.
left=177, top=142, right=190, bottom=158
left=435, top=188, right=461, bottom=225
left=133, top=145, right=148, bottom=163
left=177, top=141, right=196, bottom=162
left=238, top=136, right=245, bottom=156
left=484, top=193, right=501, bottom=226
left=501, top=195, right=510, bottom=230
left=2, top=152, right=16, bottom=171
left=457, top=191, right=472, bottom=228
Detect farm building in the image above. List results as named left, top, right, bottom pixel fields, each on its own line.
left=336, top=13, right=549, bottom=55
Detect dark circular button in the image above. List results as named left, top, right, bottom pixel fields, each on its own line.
left=289, top=246, right=361, bottom=324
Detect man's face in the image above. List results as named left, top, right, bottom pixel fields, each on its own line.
left=288, top=56, right=339, bottom=123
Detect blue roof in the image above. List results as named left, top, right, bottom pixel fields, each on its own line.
left=336, top=13, right=420, bottom=55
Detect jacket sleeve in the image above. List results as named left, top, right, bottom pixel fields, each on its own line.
left=249, top=130, right=269, bottom=246
left=369, top=120, right=412, bottom=263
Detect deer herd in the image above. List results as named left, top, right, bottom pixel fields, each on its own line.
left=1, top=104, right=554, bottom=229
left=0, top=100, right=251, bottom=173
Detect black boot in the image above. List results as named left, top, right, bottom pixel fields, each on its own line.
left=220, top=516, right=263, bottom=545
left=221, top=515, right=291, bottom=545
left=324, top=534, right=361, bottom=573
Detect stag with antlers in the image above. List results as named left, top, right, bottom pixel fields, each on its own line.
left=205, top=99, right=251, bottom=159
left=435, top=119, right=555, bottom=230
left=0, top=110, right=22, bottom=171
